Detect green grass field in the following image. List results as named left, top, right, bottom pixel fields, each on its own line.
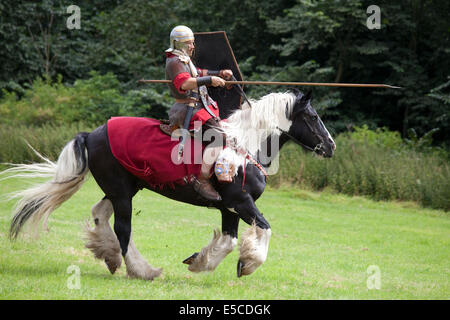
left=0, top=176, right=448, bottom=300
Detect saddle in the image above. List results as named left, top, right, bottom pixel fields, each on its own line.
left=159, top=119, right=177, bottom=136
left=108, top=117, right=236, bottom=188
left=159, top=119, right=196, bottom=139
left=160, top=119, right=235, bottom=183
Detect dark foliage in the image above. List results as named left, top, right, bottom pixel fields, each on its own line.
left=0, top=0, right=448, bottom=145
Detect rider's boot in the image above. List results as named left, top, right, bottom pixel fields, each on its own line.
left=194, top=164, right=221, bottom=202
left=193, top=146, right=222, bottom=202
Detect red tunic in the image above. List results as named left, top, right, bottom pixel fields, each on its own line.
left=108, top=117, right=203, bottom=189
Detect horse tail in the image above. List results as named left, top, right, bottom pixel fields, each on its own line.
left=5, top=133, right=90, bottom=240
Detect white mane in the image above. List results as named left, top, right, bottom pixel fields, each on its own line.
left=221, top=92, right=296, bottom=154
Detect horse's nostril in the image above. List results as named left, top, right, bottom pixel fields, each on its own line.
left=328, top=138, right=336, bottom=150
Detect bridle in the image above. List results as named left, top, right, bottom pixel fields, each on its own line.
left=232, top=84, right=324, bottom=153
left=277, top=120, right=324, bottom=153
left=278, top=104, right=325, bottom=153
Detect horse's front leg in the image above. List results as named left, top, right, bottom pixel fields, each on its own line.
left=183, top=209, right=239, bottom=272
left=233, top=195, right=272, bottom=277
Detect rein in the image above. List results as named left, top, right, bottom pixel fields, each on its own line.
left=228, top=143, right=268, bottom=191
left=277, top=127, right=314, bottom=152
left=241, top=153, right=268, bottom=192
left=277, top=122, right=324, bottom=153
left=231, top=83, right=323, bottom=154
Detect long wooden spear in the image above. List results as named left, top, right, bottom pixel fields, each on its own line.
left=138, top=79, right=401, bottom=89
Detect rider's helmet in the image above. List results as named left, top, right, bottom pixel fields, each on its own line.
left=165, top=25, right=194, bottom=55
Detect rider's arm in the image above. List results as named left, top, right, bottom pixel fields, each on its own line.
left=204, top=69, right=234, bottom=89
left=198, top=69, right=234, bottom=79
left=180, top=76, right=226, bottom=90
left=206, top=69, right=233, bottom=79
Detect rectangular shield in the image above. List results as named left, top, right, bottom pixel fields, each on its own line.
left=194, top=31, right=244, bottom=119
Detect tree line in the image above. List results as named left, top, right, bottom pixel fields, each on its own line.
left=0, top=0, right=449, bottom=145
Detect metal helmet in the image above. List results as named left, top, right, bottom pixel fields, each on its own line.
left=165, top=25, right=194, bottom=54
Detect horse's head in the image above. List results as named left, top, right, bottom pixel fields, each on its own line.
left=287, top=90, right=336, bottom=157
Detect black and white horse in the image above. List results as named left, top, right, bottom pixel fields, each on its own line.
left=3, top=90, right=335, bottom=280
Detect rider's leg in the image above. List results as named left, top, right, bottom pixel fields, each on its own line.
left=194, top=144, right=223, bottom=201
left=193, top=119, right=225, bottom=202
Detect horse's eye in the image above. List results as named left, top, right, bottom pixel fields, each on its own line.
left=312, top=115, right=318, bottom=121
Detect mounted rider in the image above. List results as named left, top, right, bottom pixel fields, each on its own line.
left=164, top=25, right=233, bottom=202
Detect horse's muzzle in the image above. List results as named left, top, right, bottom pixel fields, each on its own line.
left=316, top=139, right=335, bottom=158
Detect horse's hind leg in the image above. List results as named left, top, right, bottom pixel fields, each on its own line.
left=111, top=196, right=162, bottom=281
left=125, top=234, right=162, bottom=280
left=85, top=125, right=161, bottom=280
left=84, top=198, right=122, bottom=274
left=183, top=209, right=238, bottom=272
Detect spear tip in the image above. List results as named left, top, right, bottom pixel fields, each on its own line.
left=387, top=85, right=403, bottom=89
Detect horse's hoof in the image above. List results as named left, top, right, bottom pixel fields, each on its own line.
left=237, top=259, right=244, bottom=278
left=105, top=262, right=117, bottom=274
left=105, top=256, right=122, bottom=274
left=183, top=252, right=199, bottom=265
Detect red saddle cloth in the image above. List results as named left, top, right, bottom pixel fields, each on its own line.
left=107, top=117, right=203, bottom=189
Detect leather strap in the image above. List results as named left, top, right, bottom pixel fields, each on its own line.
left=175, top=97, right=199, bottom=104
left=196, top=76, right=212, bottom=87
left=207, top=70, right=220, bottom=76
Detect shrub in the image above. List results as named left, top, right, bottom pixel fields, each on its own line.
left=270, top=127, right=450, bottom=211
left=0, top=72, right=167, bottom=127
left=0, top=123, right=94, bottom=163
left=349, top=124, right=404, bottom=150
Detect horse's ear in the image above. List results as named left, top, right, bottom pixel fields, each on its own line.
left=302, top=90, right=312, bottom=101
left=296, top=90, right=312, bottom=109
left=289, top=87, right=301, bottom=96
left=290, top=89, right=312, bottom=120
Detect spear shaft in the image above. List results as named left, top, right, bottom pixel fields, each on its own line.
left=225, top=80, right=401, bottom=89
left=137, top=79, right=401, bottom=89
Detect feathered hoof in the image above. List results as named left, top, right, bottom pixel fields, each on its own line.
left=105, top=255, right=122, bottom=274
left=183, top=252, right=199, bottom=265
left=148, top=267, right=163, bottom=281
left=126, top=265, right=163, bottom=281
left=237, top=258, right=261, bottom=277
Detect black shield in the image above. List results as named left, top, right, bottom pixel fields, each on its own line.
left=194, top=31, right=243, bottom=119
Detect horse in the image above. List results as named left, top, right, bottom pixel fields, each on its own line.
left=2, top=89, right=335, bottom=280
